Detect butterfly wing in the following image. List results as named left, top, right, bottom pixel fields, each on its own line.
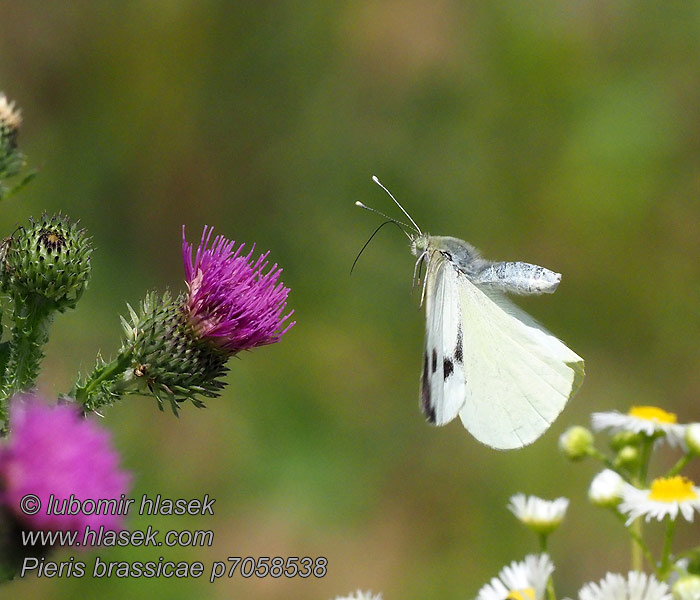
left=457, top=276, right=584, bottom=449
left=420, top=251, right=468, bottom=425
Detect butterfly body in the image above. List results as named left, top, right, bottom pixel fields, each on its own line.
left=412, top=234, right=561, bottom=294
left=358, top=178, right=584, bottom=450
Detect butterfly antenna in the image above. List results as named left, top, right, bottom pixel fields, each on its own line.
left=351, top=220, right=406, bottom=274
left=355, top=201, right=413, bottom=240
left=371, top=175, right=422, bottom=235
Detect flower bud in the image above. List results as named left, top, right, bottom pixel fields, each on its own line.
left=609, top=430, right=641, bottom=451
left=614, top=445, right=640, bottom=469
left=120, top=291, right=228, bottom=413
left=558, top=426, right=594, bottom=460
left=0, top=93, right=22, bottom=179
left=673, top=575, right=700, bottom=600
left=588, top=469, right=625, bottom=507
left=685, top=423, right=700, bottom=455
left=2, top=214, right=91, bottom=311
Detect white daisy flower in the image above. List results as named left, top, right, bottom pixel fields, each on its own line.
left=572, top=571, right=671, bottom=600
left=508, top=494, right=569, bottom=534
left=619, top=476, right=700, bottom=525
left=589, top=469, right=625, bottom=507
left=672, top=575, right=700, bottom=600
left=332, top=591, right=382, bottom=600
left=592, top=406, right=685, bottom=446
left=684, top=423, right=700, bottom=455
left=476, top=554, right=554, bottom=600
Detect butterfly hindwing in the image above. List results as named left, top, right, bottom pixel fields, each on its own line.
left=421, top=251, right=467, bottom=426
left=456, top=277, right=584, bottom=449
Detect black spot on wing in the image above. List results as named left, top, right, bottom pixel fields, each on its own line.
left=443, top=357, right=454, bottom=379
left=421, top=351, right=436, bottom=424
left=431, top=348, right=437, bottom=373
left=454, top=326, right=463, bottom=364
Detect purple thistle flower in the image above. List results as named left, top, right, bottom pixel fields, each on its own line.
left=182, top=225, right=295, bottom=354
left=0, top=395, right=131, bottom=538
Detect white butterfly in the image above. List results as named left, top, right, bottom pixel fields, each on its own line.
left=357, top=177, right=584, bottom=450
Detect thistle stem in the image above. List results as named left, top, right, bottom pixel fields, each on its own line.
left=0, top=294, right=53, bottom=428
left=72, top=349, right=133, bottom=413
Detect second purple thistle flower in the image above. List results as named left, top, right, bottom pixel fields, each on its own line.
left=182, top=226, right=295, bottom=354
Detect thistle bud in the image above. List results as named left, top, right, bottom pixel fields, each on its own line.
left=119, top=291, right=228, bottom=413
left=3, top=214, right=91, bottom=312
left=77, top=226, right=295, bottom=415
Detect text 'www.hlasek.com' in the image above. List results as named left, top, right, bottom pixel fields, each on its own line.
left=18, top=493, right=328, bottom=581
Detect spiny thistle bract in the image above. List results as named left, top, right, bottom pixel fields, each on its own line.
left=118, top=291, right=229, bottom=414
left=2, top=214, right=91, bottom=312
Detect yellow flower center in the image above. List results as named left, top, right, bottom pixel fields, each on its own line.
left=506, top=589, right=535, bottom=600
left=648, top=476, right=698, bottom=502
left=627, top=406, right=677, bottom=424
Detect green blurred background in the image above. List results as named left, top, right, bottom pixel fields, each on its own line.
left=1, top=2, right=700, bottom=598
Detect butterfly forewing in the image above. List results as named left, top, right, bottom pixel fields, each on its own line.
left=421, top=251, right=467, bottom=425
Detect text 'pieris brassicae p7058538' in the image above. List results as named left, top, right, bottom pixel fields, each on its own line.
left=355, top=177, right=584, bottom=450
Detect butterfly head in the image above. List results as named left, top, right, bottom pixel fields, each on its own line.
left=410, top=232, right=431, bottom=257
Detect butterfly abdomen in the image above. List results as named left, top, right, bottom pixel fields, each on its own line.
left=473, top=261, right=561, bottom=295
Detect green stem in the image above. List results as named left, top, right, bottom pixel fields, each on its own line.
left=631, top=518, right=643, bottom=572
left=625, top=437, right=655, bottom=572
left=0, top=295, right=53, bottom=428
left=72, top=349, right=134, bottom=413
left=536, top=533, right=556, bottom=600
left=545, top=575, right=556, bottom=600
left=638, top=438, right=654, bottom=486
left=667, top=454, right=693, bottom=477
left=659, top=518, right=677, bottom=580
left=674, top=545, right=700, bottom=566
left=587, top=447, right=616, bottom=470
left=612, top=510, right=656, bottom=573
